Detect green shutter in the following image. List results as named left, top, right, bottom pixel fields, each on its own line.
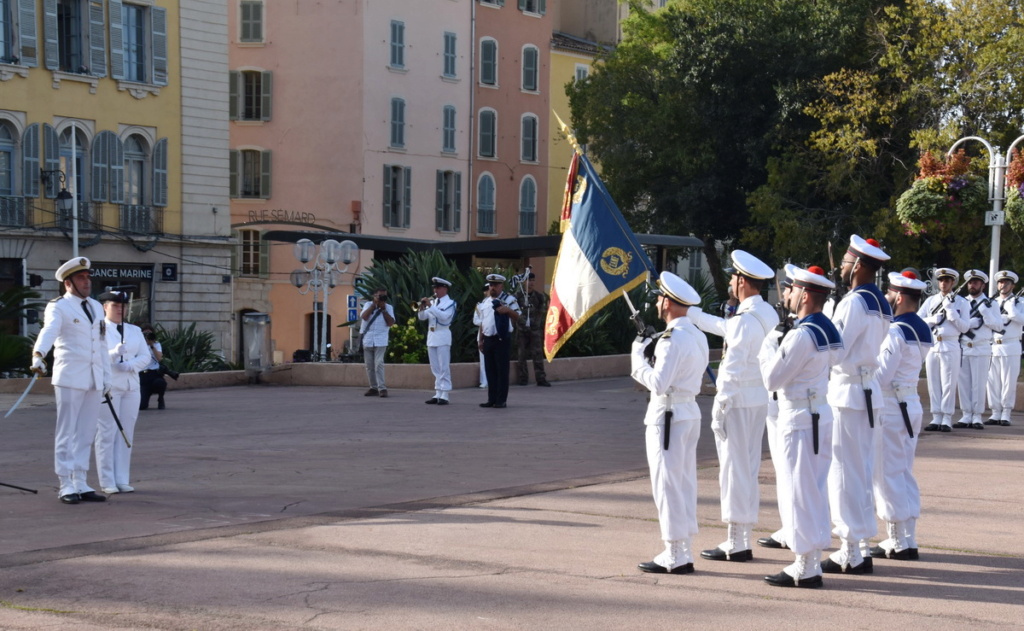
left=230, top=229, right=238, bottom=274
left=261, top=71, right=273, bottom=121
left=109, top=0, right=124, bottom=79
left=435, top=170, right=443, bottom=231
left=109, top=133, right=124, bottom=203
left=90, top=131, right=108, bottom=202
left=260, top=150, right=272, bottom=199
left=42, top=0, right=57, bottom=70
left=18, top=0, right=38, bottom=67
left=258, top=231, right=270, bottom=278
left=88, top=1, right=106, bottom=76
left=229, top=150, right=239, bottom=198
left=382, top=164, right=392, bottom=227
left=228, top=71, right=240, bottom=120
left=152, top=7, right=168, bottom=85
left=518, top=0, right=526, bottom=10
left=403, top=166, right=411, bottom=228
left=153, top=138, right=168, bottom=207
left=22, top=123, right=40, bottom=197
left=454, top=172, right=462, bottom=232
left=42, top=123, right=59, bottom=198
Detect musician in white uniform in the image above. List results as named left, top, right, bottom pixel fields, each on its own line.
left=687, top=251, right=778, bottom=562
left=30, top=258, right=112, bottom=504
left=986, top=270, right=1024, bottom=426
left=633, top=272, right=708, bottom=575
left=760, top=265, right=842, bottom=588
left=955, top=269, right=1002, bottom=429
left=918, top=268, right=970, bottom=432
left=419, top=277, right=456, bottom=405
left=870, top=271, right=932, bottom=561
left=94, top=291, right=150, bottom=494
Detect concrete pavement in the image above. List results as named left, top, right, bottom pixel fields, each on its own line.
left=0, top=377, right=1022, bottom=629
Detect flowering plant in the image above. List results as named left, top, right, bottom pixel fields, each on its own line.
left=896, top=149, right=988, bottom=236
left=1004, top=149, right=1024, bottom=234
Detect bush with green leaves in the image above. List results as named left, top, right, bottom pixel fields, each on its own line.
left=155, top=323, right=232, bottom=373
left=0, top=287, right=44, bottom=377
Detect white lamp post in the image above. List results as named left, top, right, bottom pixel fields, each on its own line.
left=290, top=238, right=359, bottom=361
left=948, top=134, right=1024, bottom=293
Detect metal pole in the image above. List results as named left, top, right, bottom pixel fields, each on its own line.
left=989, top=151, right=1006, bottom=294
left=312, top=269, right=320, bottom=361
left=71, top=121, right=79, bottom=257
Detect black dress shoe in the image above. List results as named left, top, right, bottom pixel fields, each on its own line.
left=953, top=421, right=969, bottom=428
left=493, top=403, right=507, bottom=408
left=78, top=491, right=107, bottom=502
left=158, top=400, right=166, bottom=410
left=821, top=557, right=872, bottom=574
left=984, top=418, right=1001, bottom=425
left=907, top=548, right=919, bottom=560
left=365, top=388, right=379, bottom=397
left=425, top=398, right=439, bottom=404
left=971, top=423, right=984, bottom=430
left=480, top=402, right=494, bottom=408
left=59, top=493, right=81, bottom=505
left=436, top=399, right=449, bottom=405
left=764, top=570, right=823, bottom=588
left=940, top=425, right=951, bottom=433
left=1000, top=420, right=1012, bottom=426
left=869, top=546, right=913, bottom=560
left=700, top=548, right=753, bottom=562
left=924, top=423, right=939, bottom=431
left=537, top=380, right=551, bottom=387
left=757, top=537, right=788, bottom=549
left=638, top=561, right=694, bottom=575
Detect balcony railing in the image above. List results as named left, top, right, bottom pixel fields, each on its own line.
left=120, top=204, right=163, bottom=235
left=0, top=196, right=28, bottom=227
left=44, top=202, right=95, bottom=231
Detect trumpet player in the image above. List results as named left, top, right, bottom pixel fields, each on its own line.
left=987, top=271, right=1024, bottom=426
left=918, top=268, right=970, bottom=432
left=419, top=277, right=456, bottom=405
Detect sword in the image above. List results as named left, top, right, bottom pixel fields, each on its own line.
left=104, top=394, right=132, bottom=448
left=4, top=373, right=39, bottom=418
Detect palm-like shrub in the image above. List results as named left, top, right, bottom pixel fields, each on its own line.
left=0, top=287, right=44, bottom=377
left=155, top=323, right=232, bottom=373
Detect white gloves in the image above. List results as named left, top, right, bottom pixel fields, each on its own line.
left=113, top=343, right=127, bottom=356
left=115, top=361, right=134, bottom=373
left=711, top=400, right=728, bottom=441
left=631, top=337, right=650, bottom=372
left=102, top=382, right=112, bottom=398
left=30, top=355, right=47, bottom=376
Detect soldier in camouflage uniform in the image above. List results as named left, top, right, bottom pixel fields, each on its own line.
left=516, top=273, right=551, bottom=387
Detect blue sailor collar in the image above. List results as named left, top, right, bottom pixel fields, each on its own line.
left=893, top=312, right=933, bottom=346
left=851, top=283, right=893, bottom=320
left=798, top=311, right=843, bottom=352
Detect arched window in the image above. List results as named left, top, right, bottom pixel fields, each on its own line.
left=519, top=176, right=536, bottom=235
left=477, top=174, right=496, bottom=234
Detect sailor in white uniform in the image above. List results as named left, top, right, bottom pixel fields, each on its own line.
left=419, top=277, right=456, bottom=405
left=986, top=270, right=1024, bottom=426
left=918, top=268, right=970, bottom=432
left=955, top=269, right=1002, bottom=429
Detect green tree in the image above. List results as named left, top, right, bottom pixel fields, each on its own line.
left=568, top=0, right=877, bottom=296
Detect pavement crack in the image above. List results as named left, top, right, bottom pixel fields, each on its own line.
left=280, top=501, right=304, bottom=513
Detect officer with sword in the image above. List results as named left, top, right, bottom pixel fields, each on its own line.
left=28, top=258, right=112, bottom=505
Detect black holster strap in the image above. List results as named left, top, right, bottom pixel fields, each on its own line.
left=899, top=401, right=914, bottom=438
left=812, top=412, right=820, bottom=455
left=663, top=410, right=673, bottom=450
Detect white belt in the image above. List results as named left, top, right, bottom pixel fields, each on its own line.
left=430, top=325, right=450, bottom=332
left=651, top=394, right=696, bottom=404
left=778, top=389, right=824, bottom=412
left=831, top=367, right=873, bottom=386
left=994, top=338, right=1020, bottom=344
left=884, top=383, right=917, bottom=401
left=726, top=378, right=763, bottom=389
left=962, top=340, right=990, bottom=348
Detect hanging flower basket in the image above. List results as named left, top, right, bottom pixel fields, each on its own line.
left=895, top=150, right=989, bottom=236
left=1004, top=149, right=1024, bottom=234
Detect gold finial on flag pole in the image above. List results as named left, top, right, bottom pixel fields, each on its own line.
left=552, top=110, right=582, bottom=155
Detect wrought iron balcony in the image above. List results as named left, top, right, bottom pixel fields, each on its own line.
left=0, top=196, right=28, bottom=227
left=120, top=204, right=163, bottom=235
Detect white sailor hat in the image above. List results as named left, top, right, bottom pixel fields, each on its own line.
left=995, top=270, right=1019, bottom=284
left=55, top=257, right=91, bottom=282
left=486, top=273, right=506, bottom=283
left=935, top=267, right=959, bottom=282
left=790, top=265, right=835, bottom=294
left=887, top=271, right=926, bottom=295
left=431, top=276, right=452, bottom=287
left=964, top=269, right=988, bottom=283
left=653, top=271, right=701, bottom=306
left=848, top=235, right=890, bottom=266
left=724, top=250, right=774, bottom=280
left=781, top=263, right=800, bottom=287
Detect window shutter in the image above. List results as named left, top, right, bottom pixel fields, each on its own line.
left=152, top=6, right=168, bottom=86
left=228, top=71, right=240, bottom=120
left=539, top=0, right=546, bottom=15
left=402, top=166, right=411, bottom=228
left=42, top=0, right=58, bottom=70
left=260, top=150, right=272, bottom=198
left=435, top=170, right=443, bottom=231
left=382, top=164, right=392, bottom=227
left=108, top=0, right=124, bottom=79
left=90, top=132, right=108, bottom=202
left=258, top=231, right=270, bottom=279
left=22, top=124, right=40, bottom=197
left=518, top=0, right=526, bottom=10
left=261, top=71, right=273, bottom=121
left=88, top=1, right=106, bottom=76
left=42, top=124, right=59, bottom=198
left=109, top=134, right=124, bottom=204
left=230, top=229, right=239, bottom=274
left=523, top=48, right=537, bottom=90
left=153, top=138, right=167, bottom=206
left=229, top=150, right=239, bottom=198
left=454, top=172, right=462, bottom=232
left=18, top=0, right=38, bottom=67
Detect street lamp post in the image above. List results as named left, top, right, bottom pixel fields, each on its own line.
left=948, top=134, right=1024, bottom=293
left=290, top=238, right=359, bottom=362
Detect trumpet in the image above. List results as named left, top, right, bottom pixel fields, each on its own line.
left=416, top=295, right=435, bottom=311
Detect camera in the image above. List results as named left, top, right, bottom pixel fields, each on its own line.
left=145, top=331, right=157, bottom=342
left=377, top=294, right=388, bottom=302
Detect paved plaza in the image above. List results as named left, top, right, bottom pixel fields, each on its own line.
left=0, top=377, right=1021, bottom=629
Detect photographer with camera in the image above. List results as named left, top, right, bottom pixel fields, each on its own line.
left=360, top=288, right=395, bottom=397
left=138, top=324, right=178, bottom=410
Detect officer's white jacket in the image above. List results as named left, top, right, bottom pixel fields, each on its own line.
left=918, top=292, right=970, bottom=350
left=418, top=294, right=456, bottom=347
left=993, top=294, right=1024, bottom=353
left=477, top=291, right=521, bottom=337
left=104, top=320, right=150, bottom=392
left=33, top=293, right=112, bottom=391
left=688, top=296, right=778, bottom=409
left=631, top=316, right=708, bottom=425
left=827, top=286, right=891, bottom=409
left=959, top=294, right=1002, bottom=355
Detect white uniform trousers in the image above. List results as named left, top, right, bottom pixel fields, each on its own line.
left=95, top=388, right=141, bottom=490
left=765, top=406, right=789, bottom=545
left=775, top=414, right=833, bottom=556
left=427, top=345, right=451, bottom=399
left=645, top=417, right=700, bottom=542
left=478, top=350, right=488, bottom=387
left=53, top=386, right=102, bottom=496
left=987, top=351, right=1021, bottom=421
left=872, top=397, right=921, bottom=523
left=958, top=354, right=991, bottom=423
left=925, top=348, right=960, bottom=425
left=828, top=406, right=878, bottom=543
left=714, top=404, right=766, bottom=524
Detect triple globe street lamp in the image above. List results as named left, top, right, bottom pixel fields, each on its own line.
left=290, top=238, right=359, bottom=362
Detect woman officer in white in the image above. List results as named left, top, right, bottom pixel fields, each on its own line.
left=94, top=291, right=150, bottom=494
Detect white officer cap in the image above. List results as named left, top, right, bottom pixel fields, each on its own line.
left=725, top=250, right=774, bottom=280
left=935, top=267, right=959, bottom=282
left=431, top=277, right=452, bottom=287
left=887, top=271, right=926, bottom=296
left=995, top=270, right=1019, bottom=284
left=790, top=265, right=835, bottom=294
left=486, top=273, right=506, bottom=283
left=964, top=269, right=988, bottom=284
left=55, top=257, right=91, bottom=282
left=848, top=235, right=890, bottom=266
left=653, top=271, right=701, bottom=306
